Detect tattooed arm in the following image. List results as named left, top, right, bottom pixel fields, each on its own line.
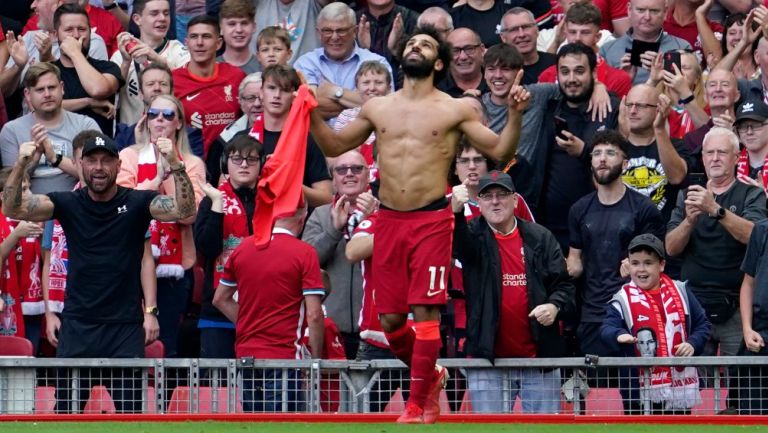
left=1, top=142, right=55, bottom=221
left=148, top=137, right=196, bottom=222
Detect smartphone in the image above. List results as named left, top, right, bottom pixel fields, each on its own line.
left=628, top=40, right=661, bottom=67
left=688, top=173, right=708, bottom=188
left=554, top=116, right=568, bottom=139
left=663, top=51, right=682, bottom=74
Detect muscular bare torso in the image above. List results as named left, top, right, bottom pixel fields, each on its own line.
left=365, top=90, right=467, bottom=211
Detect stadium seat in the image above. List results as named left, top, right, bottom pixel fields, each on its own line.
left=34, top=386, right=56, bottom=414
left=585, top=388, right=624, bottom=415
left=458, top=390, right=473, bottom=413
left=0, top=335, right=34, bottom=356
left=693, top=388, right=729, bottom=414
left=382, top=387, right=451, bottom=414
left=168, top=386, right=240, bottom=413
left=144, top=340, right=165, bottom=359
left=83, top=385, right=116, bottom=414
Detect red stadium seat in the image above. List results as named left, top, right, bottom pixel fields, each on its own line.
left=34, top=386, right=56, bottom=414
left=382, top=387, right=451, bottom=414
left=144, top=340, right=165, bottom=359
left=0, top=335, right=34, bottom=356
left=693, top=388, right=729, bottom=414
left=168, top=386, right=240, bottom=413
left=585, top=388, right=624, bottom=415
left=83, top=385, right=116, bottom=414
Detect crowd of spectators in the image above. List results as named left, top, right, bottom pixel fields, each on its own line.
left=3, top=0, right=768, bottom=418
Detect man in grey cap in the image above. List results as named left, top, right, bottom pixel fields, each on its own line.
left=451, top=169, right=575, bottom=413
left=1, top=131, right=196, bottom=413
left=734, top=99, right=768, bottom=195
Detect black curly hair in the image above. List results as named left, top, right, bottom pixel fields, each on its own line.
left=396, top=25, right=453, bottom=85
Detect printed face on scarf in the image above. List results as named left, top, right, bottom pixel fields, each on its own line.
left=636, top=328, right=657, bottom=357
left=628, top=249, right=664, bottom=291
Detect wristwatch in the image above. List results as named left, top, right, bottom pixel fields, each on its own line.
left=50, top=153, right=63, bottom=168
left=712, top=206, right=726, bottom=220
left=145, top=306, right=159, bottom=316
left=104, top=1, right=119, bottom=10
left=333, top=86, right=344, bottom=100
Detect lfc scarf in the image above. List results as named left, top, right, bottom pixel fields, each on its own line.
left=213, top=181, right=250, bottom=287
left=253, top=85, right=317, bottom=247
left=9, top=220, right=43, bottom=315
left=736, top=148, right=768, bottom=191
left=46, top=221, right=67, bottom=313
left=138, top=144, right=185, bottom=279
left=619, top=274, right=700, bottom=409
left=0, top=213, right=24, bottom=337
left=248, top=113, right=265, bottom=142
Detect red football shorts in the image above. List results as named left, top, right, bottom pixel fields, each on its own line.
left=372, top=204, right=454, bottom=314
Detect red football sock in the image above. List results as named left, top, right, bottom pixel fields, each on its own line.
left=384, top=323, right=415, bottom=366
left=408, top=320, right=442, bottom=409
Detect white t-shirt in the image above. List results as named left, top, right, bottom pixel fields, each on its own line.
left=111, top=39, right=190, bottom=125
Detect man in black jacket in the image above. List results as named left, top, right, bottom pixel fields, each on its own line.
left=452, top=170, right=575, bottom=414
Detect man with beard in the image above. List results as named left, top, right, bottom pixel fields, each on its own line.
left=2, top=130, right=195, bottom=412
left=511, top=42, right=619, bottom=252
left=310, top=26, right=530, bottom=424
left=0, top=62, right=99, bottom=194
left=567, top=129, right=664, bottom=358
left=52, top=3, right=124, bottom=136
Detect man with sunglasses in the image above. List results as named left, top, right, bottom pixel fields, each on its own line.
left=302, top=150, right=377, bottom=360
left=294, top=2, right=393, bottom=122
left=452, top=170, right=574, bottom=414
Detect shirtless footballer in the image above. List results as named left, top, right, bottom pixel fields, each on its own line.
left=309, top=26, right=530, bottom=424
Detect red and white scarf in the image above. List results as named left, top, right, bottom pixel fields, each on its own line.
left=138, top=144, right=185, bottom=279
left=0, top=213, right=24, bottom=337
left=248, top=113, right=264, bottom=142
left=46, top=220, right=67, bottom=313
left=9, top=220, right=43, bottom=315
left=618, top=274, right=700, bottom=409
left=736, top=149, right=768, bottom=192
left=213, top=181, right=250, bottom=286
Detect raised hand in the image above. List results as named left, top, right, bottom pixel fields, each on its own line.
left=506, top=69, right=531, bottom=112
left=357, top=15, right=371, bottom=49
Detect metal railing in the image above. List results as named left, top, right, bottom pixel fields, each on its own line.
left=1, top=356, right=767, bottom=415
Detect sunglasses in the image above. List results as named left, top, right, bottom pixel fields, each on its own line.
left=147, top=108, right=177, bottom=121
left=333, top=165, right=365, bottom=175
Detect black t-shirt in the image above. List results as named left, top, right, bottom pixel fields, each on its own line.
left=523, top=52, right=556, bottom=85
left=622, top=138, right=693, bottom=222
left=450, top=0, right=553, bottom=48
left=54, top=58, right=125, bottom=137
left=47, top=186, right=158, bottom=323
left=437, top=73, right=490, bottom=98
left=668, top=180, right=767, bottom=302
left=569, top=188, right=665, bottom=322
left=742, top=219, right=768, bottom=330
left=262, top=129, right=331, bottom=187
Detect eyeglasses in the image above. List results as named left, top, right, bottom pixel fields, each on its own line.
left=451, top=44, right=482, bottom=57
left=498, top=23, right=536, bottom=34
left=456, top=156, right=486, bottom=165
left=229, top=155, right=260, bottom=166
left=333, top=164, right=365, bottom=175
left=477, top=190, right=514, bottom=201
left=147, top=108, right=176, bottom=121
left=623, top=102, right=658, bottom=110
left=239, top=95, right=260, bottom=103
left=736, top=122, right=768, bottom=134
left=319, top=26, right=354, bottom=38
left=590, top=149, right=622, bottom=158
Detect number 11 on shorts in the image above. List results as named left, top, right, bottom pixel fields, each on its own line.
left=427, top=266, right=446, bottom=297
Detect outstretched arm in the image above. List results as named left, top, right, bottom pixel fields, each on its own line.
left=309, top=104, right=376, bottom=157
left=2, top=142, right=55, bottom=222
left=148, top=138, right=196, bottom=222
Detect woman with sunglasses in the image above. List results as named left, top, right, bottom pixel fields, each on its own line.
left=117, top=94, right=206, bottom=359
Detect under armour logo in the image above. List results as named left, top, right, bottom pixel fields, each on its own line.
left=742, top=102, right=754, bottom=113
left=95, top=137, right=105, bottom=146
left=117, top=205, right=127, bottom=214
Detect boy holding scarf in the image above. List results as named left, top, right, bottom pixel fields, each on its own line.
left=601, top=233, right=711, bottom=414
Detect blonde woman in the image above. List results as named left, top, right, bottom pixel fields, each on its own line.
left=117, top=94, right=205, bottom=357
left=647, top=50, right=708, bottom=139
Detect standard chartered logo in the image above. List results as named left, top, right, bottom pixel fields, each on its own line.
left=191, top=112, right=203, bottom=129
left=502, top=273, right=527, bottom=287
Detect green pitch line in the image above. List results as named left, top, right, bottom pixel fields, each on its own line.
left=3, top=423, right=768, bottom=433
